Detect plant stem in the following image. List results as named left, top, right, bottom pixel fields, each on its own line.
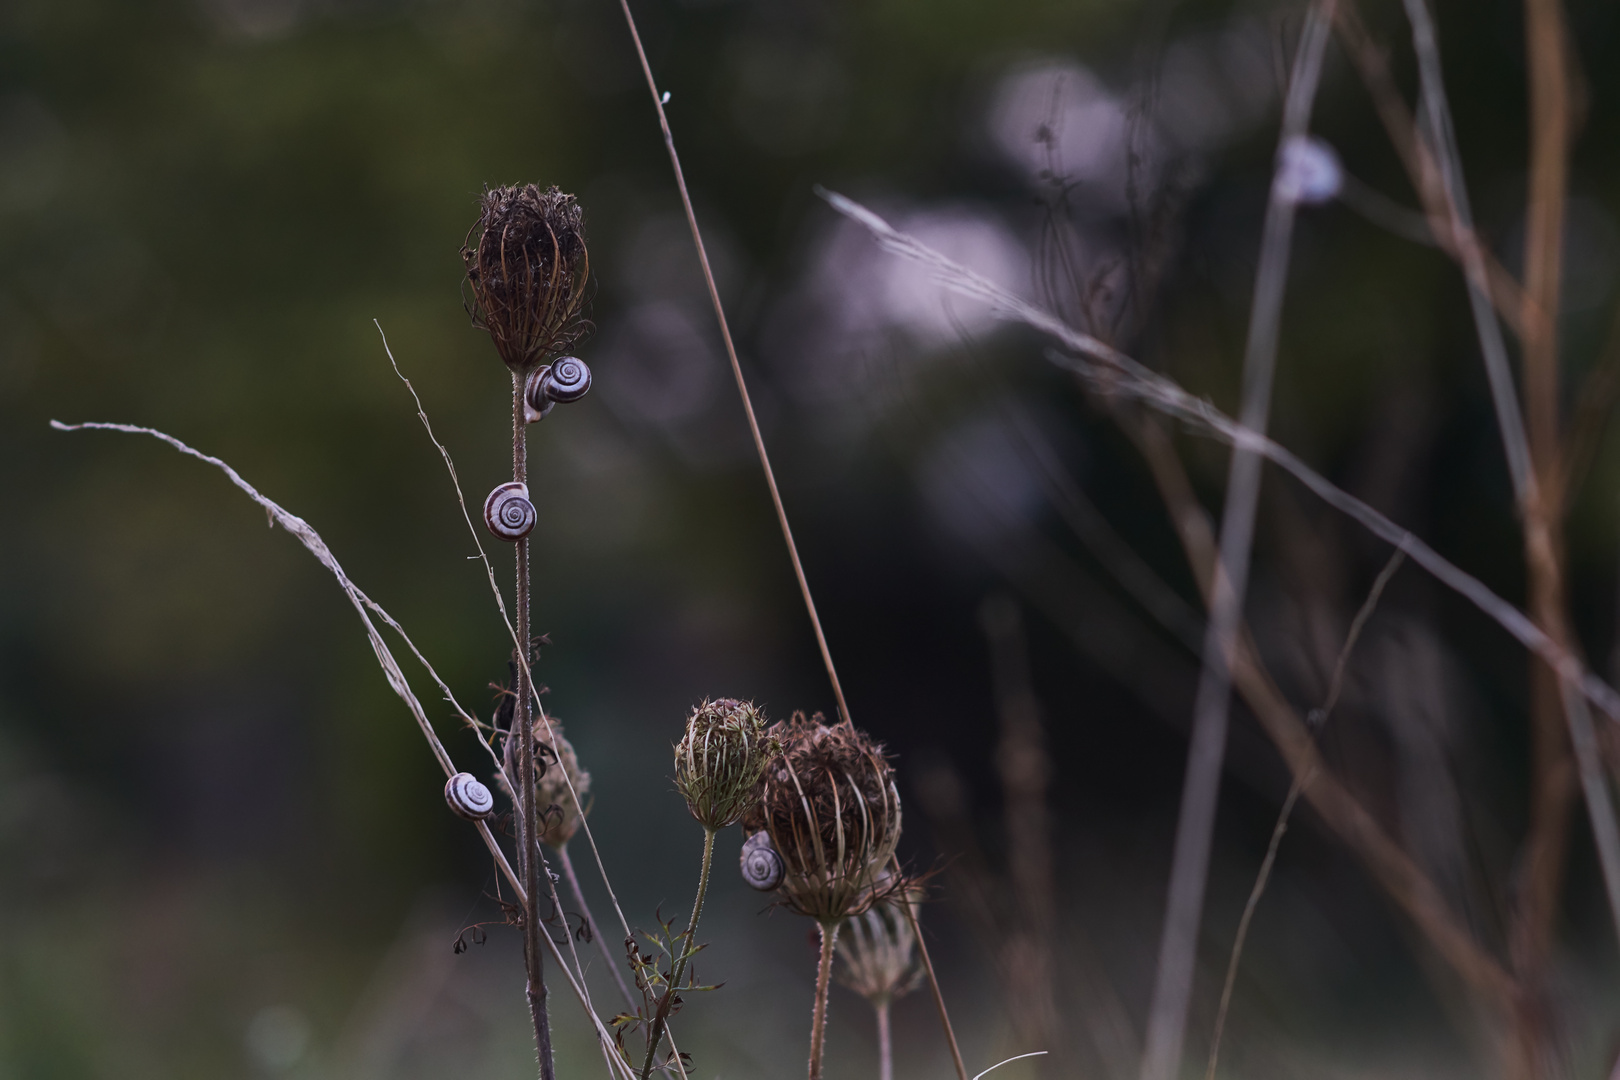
left=560, top=842, right=640, bottom=1011
left=513, top=372, right=554, bottom=1080
left=875, top=1000, right=892, bottom=1080
left=809, top=920, right=840, bottom=1080
left=639, top=826, right=716, bottom=1080
left=895, top=880, right=968, bottom=1080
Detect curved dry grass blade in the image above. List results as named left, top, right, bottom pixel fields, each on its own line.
left=813, top=194, right=1620, bottom=726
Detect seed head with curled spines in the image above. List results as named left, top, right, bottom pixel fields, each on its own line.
left=675, top=698, right=778, bottom=830
left=742, top=712, right=903, bottom=923
left=500, top=716, right=592, bottom=849
left=835, top=886, right=925, bottom=1007
left=462, top=184, right=591, bottom=370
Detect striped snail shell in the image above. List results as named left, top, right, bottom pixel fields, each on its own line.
left=522, top=367, right=555, bottom=424
left=541, top=357, right=592, bottom=403
left=445, top=772, right=495, bottom=820
left=484, top=482, right=536, bottom=542
left=741, top=830, right=785, bottom=891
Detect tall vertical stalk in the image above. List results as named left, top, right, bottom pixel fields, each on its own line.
left=640, top=826, right=717, bottom=1080
left=513, top=373, right=555, bottom=1080
left=875, top=1000, right=893, bottom=1080
left=809, top=920, right=840, bottom=1080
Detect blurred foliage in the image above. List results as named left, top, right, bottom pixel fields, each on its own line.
left=5, top=0, right=1620, bottom=1076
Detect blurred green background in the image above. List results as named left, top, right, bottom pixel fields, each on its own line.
left=5, top=0, right=1620, bottom=1076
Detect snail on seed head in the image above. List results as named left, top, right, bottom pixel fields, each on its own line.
left=523, top=357, right=592, bottom=422
left=484, top=482, right=536, bottom=541
left=445, top=772, right=495, bottom=820
left=741, top=830, right=785, bottom=891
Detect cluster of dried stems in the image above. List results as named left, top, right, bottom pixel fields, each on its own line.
left=49, top=0, right=1620, bottom=1077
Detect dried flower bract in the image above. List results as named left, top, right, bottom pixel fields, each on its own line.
left=744, top=712, right=902, bottom=923
left=500, top=717, right=592, bottom=848
left=835, top=888, right=925, bottom=1006
left=463, top=184, right=591, bottom=370
left=675, top=698, right=776, bottom=830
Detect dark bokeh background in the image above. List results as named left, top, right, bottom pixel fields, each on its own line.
left=6, top=0, right=1620, bottom=1076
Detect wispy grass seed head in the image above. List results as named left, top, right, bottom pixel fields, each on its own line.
left=463, top=184, right=591, bottom=371
left=744, top=712, right=902, bottom=923
left=675, top=698, right=776, bottom=830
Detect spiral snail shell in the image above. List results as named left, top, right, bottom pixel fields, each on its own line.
left=484, top=482, right=536, bottom=542
left=523, top=357, right=592, bottom=422
left=741, top=830, right=785, bottom=891
left=445, top=772, right=495, bottom=820
left=542, top=357, right=592, bottom=402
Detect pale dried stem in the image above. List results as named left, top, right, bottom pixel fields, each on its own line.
left=374, top=325, right=662, bottom=1063
left=49, top=419, right=638, bottom=1080
left=560, top=844, right=640, bottom=1011
left=894, top=864, right=970, bottom=1080
left=816, top=192, right=1620, bottom=726
left=1139, top=7, right=1334, bottom=1077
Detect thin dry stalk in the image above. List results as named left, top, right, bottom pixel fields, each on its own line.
left=896, top=876, right=971, bottom=1080
left=560, top=845, right=640, bottom=1011
left=1203, top=547, right=1405, bottom=1080
left=613, top=0, right=849, bottom=729
left=49, top=420, right=640, bottom=1080
left=610, top=4, right=971, bottom=1073
left=376, top=326, right=672, bottom=1066
left=1139, top=7, right=1335, bottom=1077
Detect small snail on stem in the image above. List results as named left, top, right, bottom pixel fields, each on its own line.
left=484, top=482, right=536, bottom=541
left=523, top=357, right=592, bottom=423
left=446, top=772, right=496, bottom=820
left=741, top=830, right=785, bottom=891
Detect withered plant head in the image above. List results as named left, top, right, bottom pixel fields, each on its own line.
left=834, top=886, right=925, bottom=1007
left=742, top=711, right=903, bottom=923
left=462, top=184, right=590, bottom=371
left=675, top=698, right=777, bottom=831
left=500, top=716, right=592, bottom=848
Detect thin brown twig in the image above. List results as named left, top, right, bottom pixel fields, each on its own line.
left=613, top=0, right=850, bottom=729
left=1203, top=547, right=1405, bottom=1080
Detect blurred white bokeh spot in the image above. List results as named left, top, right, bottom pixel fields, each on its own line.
left=246, top=1004, right=313, bottom=1073
left=989, top=61, right=1128, bottom=191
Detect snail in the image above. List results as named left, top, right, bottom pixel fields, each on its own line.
left=445, top=772, right=495, bottom=820
left=741, top=830, right=785, bottom=891
left=484, top=482, right=536, bottom=541
left=523, top=357, right=592, bottom=422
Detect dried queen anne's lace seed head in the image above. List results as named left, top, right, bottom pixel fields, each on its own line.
left=501, top=718, right=592, bottom=849
left=742, top=712, right=903, bottom=923
left=462, top=184, right=591, bottom=370
left=675, top=698, right=776, bottom=830
left=835, top=887, right=925, bottom=1007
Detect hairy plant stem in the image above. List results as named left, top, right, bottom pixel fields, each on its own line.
left=875, top=1000, right=893, bottom=1080
left=809, top=920, right=840, bottom=1080
left=640, top=825, right=716, bottom=1080
left=514, top=372, right=554, bottom=1080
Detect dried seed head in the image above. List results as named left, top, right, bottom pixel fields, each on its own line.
left=462, top=184, right=591, bottom=370
left=675, top=698, right=777, bottom=830
left=743, top=712, right=903, bottom=923
left=835, top=887, right=925, bottom=1006
left=499, top=717, right=592, bottom=848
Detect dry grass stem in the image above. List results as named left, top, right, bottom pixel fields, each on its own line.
left=614, top=0, right=851, bottom=729
left=1139, top=7, right=1334, bottom=1076
left=817, top=191, right=1620, bottom=725
left=48, top=419, right=640, bottom=1080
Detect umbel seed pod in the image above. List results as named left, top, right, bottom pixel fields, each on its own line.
left=500, top=717, right=593, bottom=849
left=742, top=712, right=902, bottom=922
left=675, top=698, right=777, bottom=831
left=834, top=888, right=925, bottom=1006
left=463, top=184, right=591, bottom=371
